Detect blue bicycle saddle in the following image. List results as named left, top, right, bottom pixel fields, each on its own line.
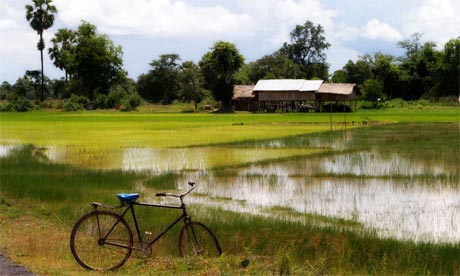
left=117, top=193, right=140, bottom=203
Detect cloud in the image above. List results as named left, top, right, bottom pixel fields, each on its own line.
left=402, top=0, right=460, bottom=45
left=54, top=0, right=257, bottom=38
left=361, top=19, right=403, bottom=41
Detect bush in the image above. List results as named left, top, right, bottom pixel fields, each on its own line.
left=360, top=101, right=381, bottom=109
left=95, top=94, right=108, bottom=109
left=119, top=93, right=142, bottom=112
left=62, top=94, right=89, bottom=111
left=127, top=93, right=141, bottom=109
left=0, top=96, right=35, bottom=112
left=107, top=89, right=127, bottom=108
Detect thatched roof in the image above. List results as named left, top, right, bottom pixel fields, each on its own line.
left=233, top=85, right=255, bottom=99
left=318, top=83, right=358, bottom=95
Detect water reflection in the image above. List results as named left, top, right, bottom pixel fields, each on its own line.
left=0, top=140, right=458, bottom=243
left=179, top=161, right=460, bottom=243
left=39, top=146, right=323, bottom=172
left=0, top=145, right=16, bottom=157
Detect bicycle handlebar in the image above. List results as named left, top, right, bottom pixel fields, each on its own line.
left=155, top=181, right=196, bottom=198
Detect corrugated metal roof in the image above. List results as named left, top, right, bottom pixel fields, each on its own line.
left=254, top=79, right=305, bottom=91
left=254, top=79, right=324, bottom=92
left=300, top=80, right=324, bottom=91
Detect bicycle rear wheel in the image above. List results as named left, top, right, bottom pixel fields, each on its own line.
left=179, top=221, right=222, bottom=257
left=70, top=210, right=133, bottom=270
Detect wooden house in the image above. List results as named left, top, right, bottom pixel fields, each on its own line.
left=232, top=80, right=360, bottom=113
left=253, top=79, right=323, bottom=112
left=232, top=85, right=256, bottom=111
left=316, top=83, right=360, bottom=112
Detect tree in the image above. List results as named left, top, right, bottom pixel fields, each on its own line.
left=70, top=22, right=126, bottom=99
left=48, top=28, right=77, bottom=81
left=331, top=69, right=347, bottom=83
left=25, top=0, right=57, bottom=102
left=436, top=38, right=460, bottom=98
left=178, top=61, right=208, bottom=110
left=25, top=70, right=42, bottom=99
left=362, top=79, right=384, bottom=102
left=343, top=55, right=373, bottom=85
left=279, top=21, right=330, bottom=79
left=398, top=33, right=423, bottom=60
left=138, top=54, right=181, bottom=104
left=247, top=53, right=303, bottom=83
left=13, top=77, right=34, bottom=99
left=372, top=53, right=403, bottom=99
left=0, top=81, right=13, bottom=100
left=199, top=41, right=244, bottom=112
left=398, top=34, right=441, bottom=99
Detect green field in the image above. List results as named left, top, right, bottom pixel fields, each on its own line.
left=0, top=106, right=459, bottom=275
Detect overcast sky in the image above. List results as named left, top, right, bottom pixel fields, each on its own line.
left=1, top=0, right=459, bottom=83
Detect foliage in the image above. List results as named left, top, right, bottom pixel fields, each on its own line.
left=0, top=96, right=36, bottom=112
left=126, top=93, right=142, bottom=109
left=362, top=79, right=384, bottom=102
left=69, top=22, right=126, bottom=99
left=233, top=64, right=252, bottom=85
left=0, top=81, right=12, bottom=100
left=48, top=28, right=77, bottom=81
left=106, top=87, right=127, bottom=108
left=25, top=0, right=57, bottom=102
left=342, top=55, right=373, bottom=85
left=278, top=20, right=330, bottom=79
left=62, top=94, right=89, bottom=111
left=331, top=69, right=347, bottom=83
left=200, top=41, right=244, bottom=112
left=436, top=38, right=460, bottom=98
left=247, top=53, right=303, bottom=83
left=138, top=54, right=181, bottom=104
left=330, top=34, right=459, bottom=101
left=178, top=61, right=208, bottom=110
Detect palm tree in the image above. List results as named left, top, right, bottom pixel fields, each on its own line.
left=25, top=0, right=57, bottom=101
left=49, top=28, right=77, bottom=81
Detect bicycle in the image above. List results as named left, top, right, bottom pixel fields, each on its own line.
left=70, top=182, right=222, bottom=271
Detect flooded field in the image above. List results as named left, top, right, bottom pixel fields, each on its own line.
left=1, top=123, right=459, bottom=244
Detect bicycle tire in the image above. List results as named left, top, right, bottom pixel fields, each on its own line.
left=70, top=210, right=133, bottom=270
left=179, top=221, right=222, bottom=257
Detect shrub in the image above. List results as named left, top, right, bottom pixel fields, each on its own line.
left=106, top=89, right=127, bottom=108
left=120, top=93, right=142, bottom=112
left=0, top=96, right=35, bottom=112
left=62, top=94, right=89, bottom=111
left=127, top=93, right=141, bottom=109
left=95, top=94, right=108, bottom=109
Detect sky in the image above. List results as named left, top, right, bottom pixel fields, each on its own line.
left=1, top=0, right=459, bottom=83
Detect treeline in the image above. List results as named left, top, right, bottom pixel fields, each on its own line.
left=332, top=33, right=460, bottom=103
left=1, top=0, right=459, bottom=112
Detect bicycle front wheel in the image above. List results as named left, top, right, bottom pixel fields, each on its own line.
left=70, top=210, right=133, bottom=270
left=179, top=221, right=222, bottom=257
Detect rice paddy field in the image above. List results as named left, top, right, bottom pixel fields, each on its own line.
left=0, top=104, right=459, bottom=275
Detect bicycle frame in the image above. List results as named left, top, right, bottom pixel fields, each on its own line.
left=99, top=199, right=190, bottom=250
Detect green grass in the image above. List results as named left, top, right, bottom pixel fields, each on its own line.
left=0, top=106, right=459, bottom=275
left=1, top=106, right=458, bottom=148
